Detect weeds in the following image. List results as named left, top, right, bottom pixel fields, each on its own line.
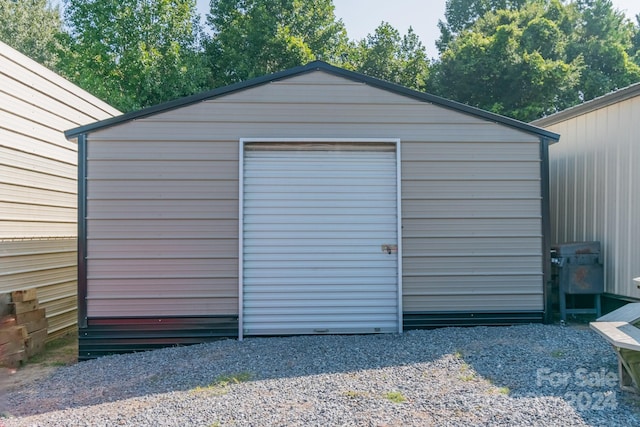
left=494, top=386, right=510, bottom=395
left=458, top=362, right=476, bottom=382
left=384, top=391, right=407, bottom=403
left=191, top=372, right=253, bottom=396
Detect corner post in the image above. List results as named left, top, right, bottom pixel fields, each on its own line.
left=77, top=134, right=88, bottom=329
left=540, top=137, right=553, bottom=324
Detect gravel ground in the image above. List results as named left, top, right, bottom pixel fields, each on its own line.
left=2, top=324, right=639, bottom=426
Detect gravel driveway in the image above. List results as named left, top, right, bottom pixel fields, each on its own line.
left=2, top=324, right=639, bottom=426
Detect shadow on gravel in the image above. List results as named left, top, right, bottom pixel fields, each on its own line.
left=5, top=324, right=640, bottom=421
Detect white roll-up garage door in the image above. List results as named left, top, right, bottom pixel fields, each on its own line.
left=241, top=142, right=401, bottom=336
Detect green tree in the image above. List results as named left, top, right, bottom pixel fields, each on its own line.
left=567, top=0, right=640, bottom=100
left=61, top=0, right=209, bottom=112
left=431, top=1, right=581, bottom=121
left=435, top=0, right=640, bottom=116
left=345, top=22, right=430, bottom=91
left=437, top=0, right=529, bottom=53
left=633, top=15, right=640, bottom=60
left=207, top=0, right=349, bottom=86
left=0, top=0, right=64, bottom=69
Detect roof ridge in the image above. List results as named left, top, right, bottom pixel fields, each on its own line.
left=65, top=60, right=559, bottom=142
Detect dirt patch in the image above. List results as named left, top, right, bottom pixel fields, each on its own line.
left=0, top=331, right=78, bottom=393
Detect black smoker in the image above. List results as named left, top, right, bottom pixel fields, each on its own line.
left=551, top=241, right=604, bottom=321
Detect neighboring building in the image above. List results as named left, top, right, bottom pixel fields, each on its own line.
left=533, top=84, right=640, bottom=310
left=66, top=61, right=559, bottom=359
left=1, top=41, right=120, bottom=339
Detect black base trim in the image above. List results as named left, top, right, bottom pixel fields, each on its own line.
left=79, top=316, right=238, bottom=360
left=79, top=312, right=544, bottom=360
left=403, top=311, right=544, bottom=329
left=601, top=293, right=640, bottom=316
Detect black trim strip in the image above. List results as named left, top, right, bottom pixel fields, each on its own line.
left=79, top=316, right=239, bottom=360
left=403, top=311, right=544, bottom=329
left=78, top=312, right=542, bottom=360
left=540, top=137, right=553, bottom=324
left=77, top=134, right=88, bottom=329
left=65, top=61, right=560, bottom=142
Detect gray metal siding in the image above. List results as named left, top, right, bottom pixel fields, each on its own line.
left=402, top=138, right=543, bottom=311
left=85, top=141, right=238, bottom=316
left=542, top=94, right=640, bottom=299
left=85, top=70, right=544, bottom=318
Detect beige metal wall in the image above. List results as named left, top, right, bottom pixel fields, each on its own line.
left=0, top=41, right=119, bottom=338
left=534, top=88, right=640, bottom=299
left=86, top=70, right=544, bottom=317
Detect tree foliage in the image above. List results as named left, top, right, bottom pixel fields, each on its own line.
left=345, top=23, right=430, bottom=91
left=567, top=0, right=640, bottom=100
left=432, top=1, right=581, bottom=121
left=0, top=0, right=64, bottom=69
left=60, top=0, right=210, bottom=111
left=433, top=0, right=640, bottom=120
left=437, top=0, right=529, bottom=53
left=206, top=0, right=349, bottom=86
left=4, top=0, right=638, bottom=122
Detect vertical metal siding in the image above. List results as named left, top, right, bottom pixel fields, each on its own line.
left=544, top=94, right=640, bottom=299
left=241, top=145, right=399, bottom=335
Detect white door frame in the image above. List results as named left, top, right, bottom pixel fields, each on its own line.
left=238, top=138, right=402, bottom=340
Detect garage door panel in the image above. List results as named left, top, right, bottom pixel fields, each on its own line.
left=243, top=268, right=397, bottom=279
left=245, top=217, right=396, bottom=227
left=244, top=252, right=394, bottom=261
left=242, top=144, right=399, bottom=336
left=244, top=294, right=398, bottom=306
left=245, top=276, right=397, bottom=286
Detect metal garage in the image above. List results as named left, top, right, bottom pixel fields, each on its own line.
left=65, top=61, right=560, bottom=359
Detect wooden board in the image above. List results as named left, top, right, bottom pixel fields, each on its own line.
left=11, top=289, right=37, bottom=302
left=0, top=325, right=27, bottom=345
left=10, top=300, right=40, bottom=314
left=14, top=308, right=46, bottom=325
left=0, top=349, right=26, bottom=368
left=25, top=328, right=47, bottom=358
left=590, top=303, right=640, bottom=393
left=22, top=318, right=48, bottom=334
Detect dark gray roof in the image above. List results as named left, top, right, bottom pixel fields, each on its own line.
left=66, top=60, right=560, bottom=141
left=532, top=82, right=640, bottom=127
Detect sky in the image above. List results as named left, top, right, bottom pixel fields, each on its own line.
left=197, top=0, right=640, bottom=59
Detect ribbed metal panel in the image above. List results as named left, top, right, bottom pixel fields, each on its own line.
left=0, top=238, right=78, bottom=340
left=242, top=145, right=399, bottom=335
left=79, top=316, right=238, bottom=360
left=542, top=91, right=640, bottom=299
left=85, top=148, right=239, bottom=317
left=403, top=311, right=543, bottom=329
left=1, top=41, right=118, bottom=339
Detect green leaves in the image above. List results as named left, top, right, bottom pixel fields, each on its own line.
left=0, top=0, right=64, bottom=69
left=4, top=0, right=639, bottom=122
left=60, top=0, right=210, bottom=112
left=340, top=23, right=430, bottom=92
left=206, top=0, right=348, bottom=86
left=432, top=0, right=640, bottom=121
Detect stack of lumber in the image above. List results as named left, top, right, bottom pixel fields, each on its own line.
left=0, top=289, right=48, bottom=368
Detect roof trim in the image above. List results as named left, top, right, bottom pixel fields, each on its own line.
left=65, top=60, right=559, bottom=141
left=532, top=82, right=640, bottom=127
